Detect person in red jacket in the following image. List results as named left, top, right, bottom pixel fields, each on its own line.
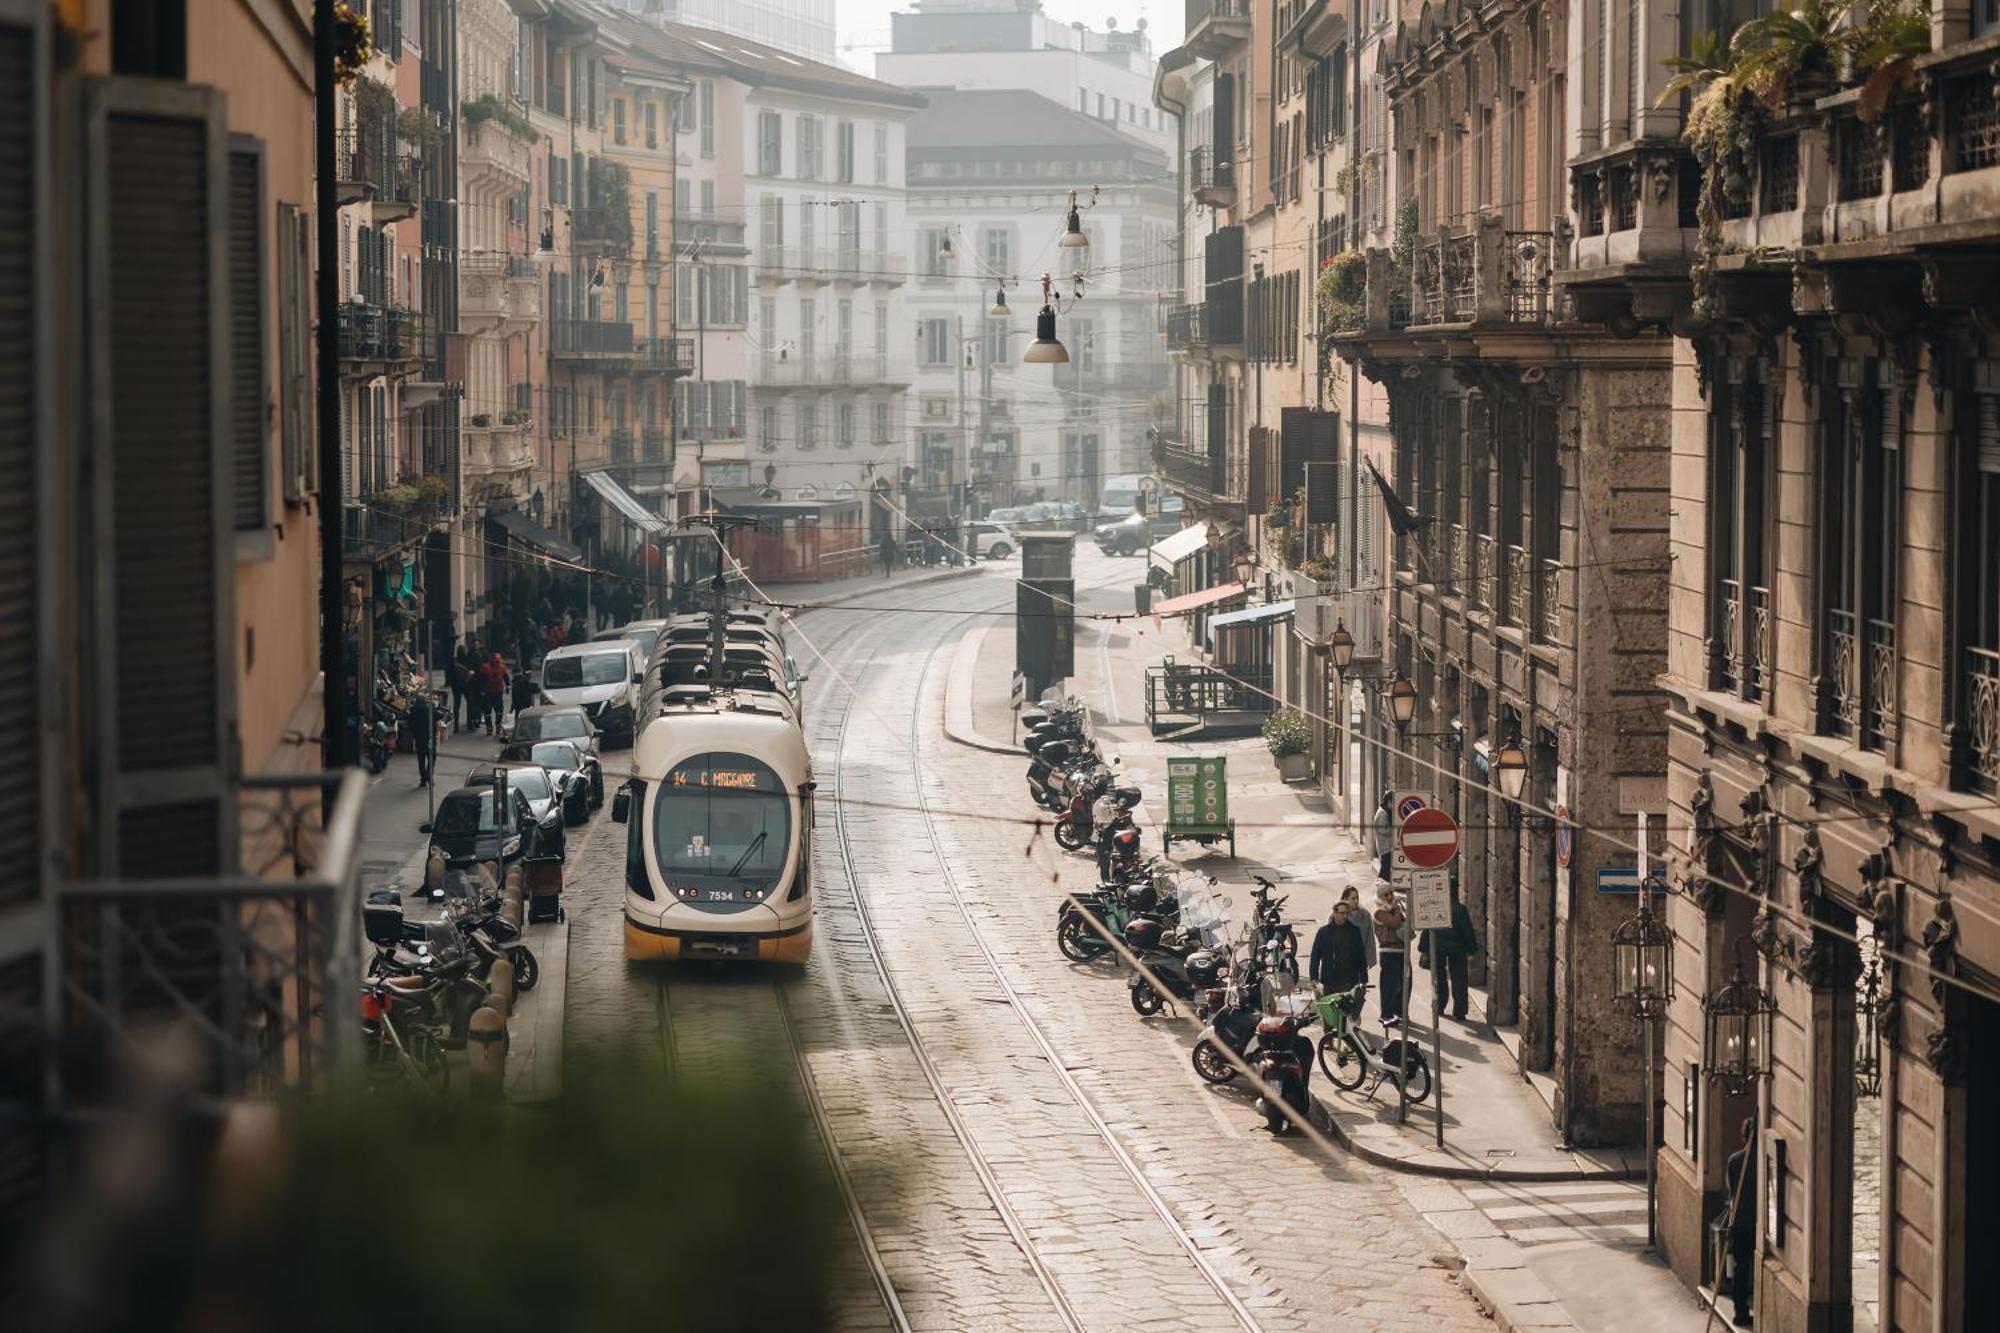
left=477, top=651, right=511, bottom=735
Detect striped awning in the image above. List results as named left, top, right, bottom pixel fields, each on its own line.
left=1150, top=581, right=1248, bottom=618
left=581, top=469, right=669, bottom=535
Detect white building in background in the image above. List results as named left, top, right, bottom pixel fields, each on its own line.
left=621, top=0, right=836, bottom=65
left=904, top=88, right=1174, bottom=512
left=875, top=1, right=1173, bottom=155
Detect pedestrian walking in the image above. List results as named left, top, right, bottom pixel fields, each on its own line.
left=879, top=528, right=897, bottom=578
left=1725, top=1117, right=1758, bottom=1327
left=406, top=689, right=437, bottom=788
left=453, top=641, right=481, bottom=732
left=1421, top=883, right=1478, bottom=1020
left=1309, top=897, right=1371, bottom=999
left=478, top=651, right=510, bottom=735
left=1373, top=883, right=1409, bottom=1025
left=1373, top=789, right=1397, bottom=882
left=1340, top=885, right=1377, bottom=974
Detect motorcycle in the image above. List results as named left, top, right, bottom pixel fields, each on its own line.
left=1125, top=918, right=1223, bottom=1017
left=363, top=705, right=397, bottom=774
left=1190, top=958, right=1271, bottom=1083
left=1247, top=877, right=1300, bottom=1004
left=1252, top=1003, right=1319, bottom=1135
left=1055, top=866, right=1180, bottom=963
left=1055, top=773, right=1138, bottom=853
left=1096, top=819, right=1143, bottom=882
left=1028, top=739, right=1092, bottom=811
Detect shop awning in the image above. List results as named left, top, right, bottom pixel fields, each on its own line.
left=487, top=509, right=584, bottom=564
left=1150, top=581, right=1248, bottom=618
left=1207, top=600, right=1295, bottom=635
left=1149, top=522, right=1211, bottom=571
left=580, top=469, right=669, bottom=535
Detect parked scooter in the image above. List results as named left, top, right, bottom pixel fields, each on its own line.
left=1252, top=1004, right=1319, bottom=1135
left=1055, top=773, right=1139, bottom=853
left=363, top=705, right=397, bottom=774
left=1125, top=919, right=1224, bottom=1016
left=1190, top=956, right=1270, bottom=1083
left=1248, top=877, right=1300, bottom=1003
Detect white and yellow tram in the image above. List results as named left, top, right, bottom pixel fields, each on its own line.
left=613, top=690, right=815, bottom=964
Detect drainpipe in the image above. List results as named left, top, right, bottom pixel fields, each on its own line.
left=1157, top=67, right=1189, bottom=446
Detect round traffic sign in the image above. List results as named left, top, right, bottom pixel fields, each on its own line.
left=1396, top=794, right=1428, bottom=822
left=1399, top=807, right=1459, bottom=869
left=1555, top=804, right=1574, bottom=868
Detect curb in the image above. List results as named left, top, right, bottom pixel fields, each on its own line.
left=942, top=622, right=1027, bottom=755
left=1459, top=1261, right=1582, bottom=1332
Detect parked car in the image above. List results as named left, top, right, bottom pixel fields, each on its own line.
left=420, top=783, right=561, bottom=882
left=966, top=521, right=1019, bottom=560
left=594, top=618, right=667, bottom=661
left=537, top=640, right=646, bottom=746
left=498, top=738, right=602, bottom=821
left=507, top=703, right=600, bottom=757
left=463, top=764, right=568, bottom=861
left=1094, top=512, right=1153, bottom=556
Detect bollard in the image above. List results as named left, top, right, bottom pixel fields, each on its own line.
left=486, top=957, right=516, bottom=1021
left=501, top=863, right=526, bottom=928
left=467, top=1005, right=507, bottom=1102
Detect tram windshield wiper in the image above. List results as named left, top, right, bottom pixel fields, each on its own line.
left=727, top=830, right=767, bottom=878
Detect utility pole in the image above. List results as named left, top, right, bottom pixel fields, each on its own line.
left=955, top=311, right=968, bottom=526
left=315, top=0, right=348, bottom=770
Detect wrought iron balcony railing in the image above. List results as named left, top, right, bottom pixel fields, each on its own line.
left=1966, top=645, right=2000, bottom=791
left=549, top=319, right=636, bottom=357
left=1824, top=608, right=1894, bottom=751
left=1507, top=543, right=1530, bottom=628
left=1539, top=558, right=1564, bottom=645
left=45, top=771, right=366, bottom=1109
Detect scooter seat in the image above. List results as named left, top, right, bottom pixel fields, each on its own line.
left=381, top=973, right=430, bottom=993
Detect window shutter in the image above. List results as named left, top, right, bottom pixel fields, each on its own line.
left=1279, top=405, right=1308, bottom=496
left=1247, top=426, right=1269, bottom=515
left=227, top=137, right=270, bottom=539
left=1214, top=73, right=1236, bottom=173
left=1307, top=409, right=1341, bottom=466
left=0, top=0, right=52, bottom=940
left=1305, top=460, right=1340, bottom=526
left=278, top=206, right=312, bottom=503
left=82, top=78, right=237, bottom=877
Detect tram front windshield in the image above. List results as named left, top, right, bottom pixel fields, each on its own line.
left=652, top=752, right=791, bottom=890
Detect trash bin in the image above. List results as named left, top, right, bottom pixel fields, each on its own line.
left=1134, top=583, right=1152, bottom=615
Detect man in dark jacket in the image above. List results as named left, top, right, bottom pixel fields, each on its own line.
left=406, top=689, right=437, bottom=788
left=1725, top=1117, right=1757, bottom=1327
left=1309, top=898, right=1371, bottom=1000
left=1425, top=885, right=1479, bottom=1020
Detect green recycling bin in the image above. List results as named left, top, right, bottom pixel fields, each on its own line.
left=1134, top=583, right=1152, bottom=615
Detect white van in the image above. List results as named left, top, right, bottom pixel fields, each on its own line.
left=538, top=640, right=646, bottom=746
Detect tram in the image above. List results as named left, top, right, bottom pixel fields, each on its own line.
left=615, top=616, right=815, bottom=964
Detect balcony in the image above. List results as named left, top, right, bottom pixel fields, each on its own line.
left=1185, top=0, right=1250, bottom=58
left=1166, top=301, right=1208, bottom=351
left=460, top=252, right=539, bottom=333
left=1539, top=558, right=1565, bottom=645
left=674, top=215, right=749, bottom=254
left=641, top=426, right=672, bottom=462
left=462, top=117, right=533, bottom=188
left=1966, top=645, right=2000, bottom=792
left=463, top=421, right=536, bottom=478
left=1161, top=438, right=1227, bottom=504
left=334, top=128, right=420, bottom=225
left=549, top=319, right=636, bottom=362
left=756, top=353, right=906, bottom=390
left=1331, top=216, right=1565, bottom=350
left=1824, top=608, right=1896, bottom=754
left=822, top=249, right=907, bottom=285
left=1189, top=144, right=1236, bottom=210
left=636, top=336, right=695, bottom=377
left=569, top=206, right=631, bottom=256
left=336, top=301, right=425, bottom=369
left=47, top=771, right=366, bottom=1108
left=1713, top=578, right=1774, bottom=702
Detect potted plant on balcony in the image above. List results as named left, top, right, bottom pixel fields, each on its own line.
left=470, top=412, right=491, bottom=428
left=1262, top=708, right=1314, bottom=783
left=1316, top=249, right=1367, bottom=332
left=332, top=3, right=370, bottom=87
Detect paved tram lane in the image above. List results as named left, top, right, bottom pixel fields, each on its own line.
left=561, top=563, right=1491, bottom=1331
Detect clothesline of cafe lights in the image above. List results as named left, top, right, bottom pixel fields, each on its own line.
left=851, top=487, right=2000, bottom=1016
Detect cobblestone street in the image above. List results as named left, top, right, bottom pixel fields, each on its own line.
left=556, top=558, right=1492, bottom=1330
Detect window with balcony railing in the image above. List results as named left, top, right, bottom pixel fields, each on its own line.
left=1819, top=357, right=1901, bottom=752
left=1958, top=374, right=2000, bottom=790
left=1759, top=135, right=1800, bottom=213
left=1946, top=73, right=2000, bottom=173
left=1709, top=357, right=1776, bottom=701
left=1836, top=117, right=1886, bottom=201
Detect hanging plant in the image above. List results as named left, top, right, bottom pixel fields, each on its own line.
left=1316, top=248, right=1367, bottom=331
left=1392, top=196, right=1419, bottom=274
left=332, top=3, right=371, bottom=88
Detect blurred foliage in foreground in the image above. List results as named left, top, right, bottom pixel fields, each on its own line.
left=17, top=1047, right=844, bottom=1332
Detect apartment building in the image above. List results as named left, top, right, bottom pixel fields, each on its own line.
left=2, top=0, right=359, bottom=1197
left=904, top=89, right=1175, bottom=511
left=1546, top=0, right=2000, bottom=1324
left=877, top=2, right=1175, bottom=156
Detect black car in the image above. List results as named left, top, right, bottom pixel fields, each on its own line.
left=508, top=704, right=601, bottom=760
left=463, top=765, right=568, bottom=862
left=420, top=783, right=561, bottom=883
left=498, top=738, right=601, bottom=821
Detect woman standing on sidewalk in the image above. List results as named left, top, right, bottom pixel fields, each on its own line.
left=1373, top=883, right=1409, bottom=1025
left=1373, top=790, right=1396, bottom=881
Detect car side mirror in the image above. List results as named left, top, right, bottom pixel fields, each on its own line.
left=418, top=822, right=433, bottom=835
left=632, top=672, right=644, bottom=684
left=612, top=787, right=632, bottom=824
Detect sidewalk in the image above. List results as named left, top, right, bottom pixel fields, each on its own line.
left=942, top=554, right=1701, bottom=1333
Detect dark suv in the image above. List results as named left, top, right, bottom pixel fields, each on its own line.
left=420, top=783, right=562, bottom=883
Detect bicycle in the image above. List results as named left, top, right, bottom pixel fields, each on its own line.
left=1313, top=983, right=1430, bottom=1103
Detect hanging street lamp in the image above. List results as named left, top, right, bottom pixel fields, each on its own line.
left=1703, top=948, right=1776, bottom=1096
left=1328, top=621, right=1355, bottom=673
left=1387, top=675, right=1419, bottom=730
left=1022, top=273, right=1072, bottom=365
left=1854, top=955, right=1886, bottom=1099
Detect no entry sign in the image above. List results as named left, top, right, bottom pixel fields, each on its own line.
left=1398, top=807, right=1459, bottom=869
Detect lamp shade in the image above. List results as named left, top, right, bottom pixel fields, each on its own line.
left=1611, top=899, right=1674, bottom=1016
left=1328, top=621, right=1355, bottom=671
left=990, top=287, right=1012, bottom=316
left=1494, top=743, right=1529, bottom=801
left=1023, top=306, right=1069, bottom=364
left=1703, top=959, right=1775, bottom=1095
left=1059, top=206, right=1088, bottom=248
left=1388, top=676, right=1418, bottom=726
